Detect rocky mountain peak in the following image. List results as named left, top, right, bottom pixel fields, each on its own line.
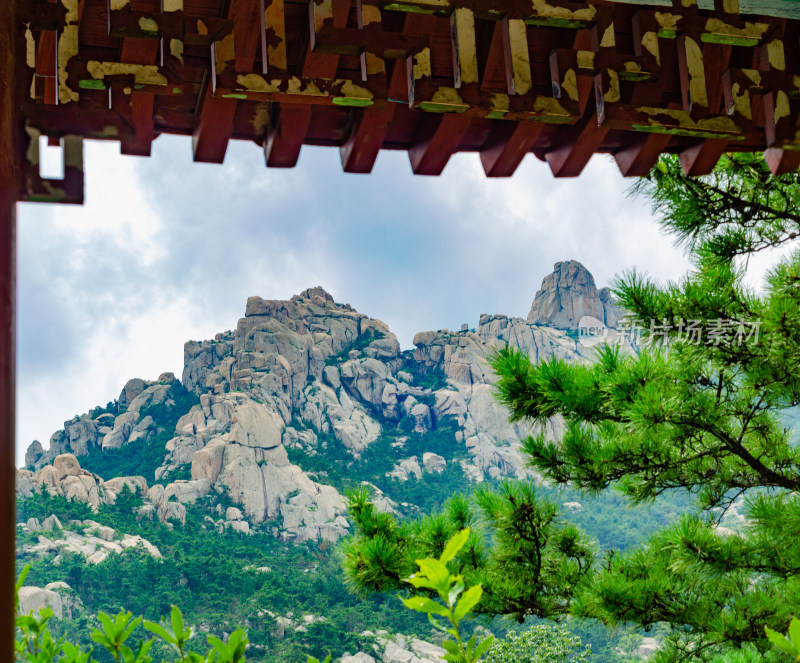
left=294, top=286, right=334, bottom=304
left=527, top=260, right=622, bottom=329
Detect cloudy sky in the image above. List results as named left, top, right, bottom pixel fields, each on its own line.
left=15, top=134, right=767, bottom=461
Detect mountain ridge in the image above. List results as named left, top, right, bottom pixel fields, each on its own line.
left=19, top=260, right=630, bottom=545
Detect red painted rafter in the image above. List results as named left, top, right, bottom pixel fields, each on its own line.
left=764, top=146, right=800, bottom=175
left=17, top=0, right=800, bottom=183
left=193, top=0, right=262, bottom=163
left=680, top=138, right=728, bottom=176
left=480, top=18, right=505, bottom=93
left=34, top=30, right=57, bottom=105
left=264, top=102, right=313, bottom=167
left=340, top=102, right=395, bottom=173
left=118, top=0, right=160, bottom=156
left=192, top=86, right=238, bottom=163
left=614, top=132, right=672, bottom=177
left=480, top=120, right=545, bottom=177
left=303, top=0, right=351, bottom=78
left=546, top=114, right=609, bottom=177
left=408, top=112, right=472, bottom=175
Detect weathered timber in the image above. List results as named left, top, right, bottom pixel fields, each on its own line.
left=0, top=0, right=19, bottom=659
left=15, top=0, right=800, bottom=200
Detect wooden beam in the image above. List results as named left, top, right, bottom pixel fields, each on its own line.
left=263, top=0, right=287, bottom=72
left=679, top=138, right=727, bottom=176
left=194, top=0, right=263, bottom=163
left=303, top=0, right=351, bottom=78
left=501, top=17, right=531, bottom=96
left=121, top=92, right=156, bottom=156
left=340, top=103, right=395, bottom=173
left=763, top=147, right=800, bottom=175
left=0, top=0, right=18, bottom=658
left=451, top=8, right=478, bottom=88
left=264, top=103, right=313, bottom=167
left=35, top=30, right=57, bottom=105
left=480, top=19, right=506, bottom=94
left=192, top=85, right=238, bottom=163
left=119, top=25, right=160, bottom=157
left=614, top=132, right=671, bottom=176
left=545, top=115, right=609, bottom=177
left=233, top=0, right=262, bottom=73
left=120, top=37, right=160, bottom=66
left=480, top=120, right=545, bottom=177
left=408, top=113, right=471, bottom=175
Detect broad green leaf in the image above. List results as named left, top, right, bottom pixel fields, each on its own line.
left=96, top=612, right=115, bottom=638
left=441, top=529, right=470, bottom=564
left=143, top=621, right=176, bottom=646
left=789, top=618, right=800, bottom=650
left=454, top=585, right=483, bottom=622
left=765, top=627, right=797, bottom=656
left=417, top=558, right=450, bottom=586
left=441, top=639, right=460, bottom=655
left=427, top=613, right=448, bottom=633
left=406, top=575, right=438, bottom=592
left=401, top=596, right=451, bottom=617
left=120, top=615, right=142, bottom=646
left=472, top=635, right=494, bottom=660
left=465, top=634, right=477, bottom=658
left=208, top=634, right=230, bottom=657
left=170, top=605, right=185, bottom=640
left=448, top=578, right=465, bottom=608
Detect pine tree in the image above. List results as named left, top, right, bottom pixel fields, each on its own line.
left=344, top=154, right=800, bottom=662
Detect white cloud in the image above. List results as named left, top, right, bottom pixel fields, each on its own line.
left=18, top=135, right=770, bottom=465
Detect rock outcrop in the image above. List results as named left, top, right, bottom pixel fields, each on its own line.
left=527, top=260, right=623, bottom=329
left=16, top=454, right=147, bottom=511
left=17, top=582, right=83, bottom=619
left=24, top=440, right=43, bottom=468
left=21, top=265, right=634, bottom=544
left=18, top=515, right=161, bottom=565
left=28, top=377, right=177, bottom=468
left=343, top=632, right=449, bottom=663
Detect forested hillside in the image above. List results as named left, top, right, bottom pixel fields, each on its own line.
left=16, top=262, right=691, bottom=662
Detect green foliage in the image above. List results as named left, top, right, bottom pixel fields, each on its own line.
left=16, top=492, right=430, bottom=663
left=400, top=353, right=449, bottom=392
left=18, top=492, right=95, bottom=524
left=343, top=483, right=596, bottom=620
left=88, top=402, right=120, bottom=421
left=400, top=529, right=494, bottom=663
left=305, top=654, right=330, bottom=663
left=765, top=618, right=800, bottom=661
left=631, top=153, right=800, bottom=259
left=488, top=154, right=800, bottom=660
left=16, top=584, right=249, bottom=663
left=91, top=611, right=152, bottom=663
left=80, top=382, right=199, bottom=484
left=17, top=605, right=94, bottom=663
left=341, top=154, right=800, bottom=662
left=286, top=418, right=469, bottom=514
left=325, top=329, right=386, bottom=366
left=483, top=624, right=590, bottom=663
left=143, top=606, right=196, bottom=660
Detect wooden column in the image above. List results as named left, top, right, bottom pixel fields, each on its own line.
left=0, top=0, right=19, bottom=656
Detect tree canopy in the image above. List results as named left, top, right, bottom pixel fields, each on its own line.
left=343, top=154, right=800, bottom=663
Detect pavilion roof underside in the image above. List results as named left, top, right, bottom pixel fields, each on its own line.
left=15, top=0, right=800, bottom=203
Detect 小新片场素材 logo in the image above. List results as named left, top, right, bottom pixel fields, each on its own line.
left=578, top=316, right=608, bottom=348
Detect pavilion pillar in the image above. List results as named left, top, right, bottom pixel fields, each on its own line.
left=0, top=0, right=20, bottom=657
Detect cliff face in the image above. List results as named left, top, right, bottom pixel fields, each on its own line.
left=527, top=260, right=623, bottom=329
left=21, top=263, right=631, bottom=543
